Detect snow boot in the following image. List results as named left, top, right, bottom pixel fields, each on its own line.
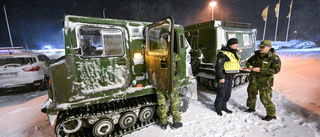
left=262, top=115, right=277, bottom=121
left=160, top=123, right=168, bottom=130
left=172, top=122, right=183, bottom=129
left=222, top=108, right=233, bottom=114
left=245, top=108, right=256, bottom=113
left=216, top=110, right=223, bottom=116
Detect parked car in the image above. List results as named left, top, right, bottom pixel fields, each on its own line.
left=271, top=44, right=282, bottom=50
left=0, top=51, right=51, bottom=91
left=291, top=41, right=316, bottom=49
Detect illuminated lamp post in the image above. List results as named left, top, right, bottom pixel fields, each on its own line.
left=209, top=2, right=217, bottom=20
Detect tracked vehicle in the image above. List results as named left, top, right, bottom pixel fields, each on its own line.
left=41, top=15, right=197, bottom=136
left=185, top=20, right=257, bottom=89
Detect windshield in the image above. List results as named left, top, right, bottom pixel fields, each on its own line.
left=146, top=24, right=170, bottom=56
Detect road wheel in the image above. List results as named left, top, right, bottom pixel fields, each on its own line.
left=39, top=75, right=49, bottom=91
left=240, top=75, right=247, bottom=84
left=61, top=119, right=82, bottom=134
left=119, top=111, right=137, bottom=129
left=139, top=107, right=155, bottom=123
left=179, top=96, right=189, bottom=113
left=92, top=119, right=114, bottom=137
left=234, top=76, right=241, bottom=86
left=191, top=57, right=200, bottom=75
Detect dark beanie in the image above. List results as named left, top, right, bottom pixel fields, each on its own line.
left=227, top=38, right=239, bottom=47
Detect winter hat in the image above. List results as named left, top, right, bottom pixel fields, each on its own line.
left=259, top=40, right=272, bottom=48
left=227, top=38, right=239, bottom=47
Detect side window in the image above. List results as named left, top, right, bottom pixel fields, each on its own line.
left=38, top=55, right=45, bottom=61
left=101, top=29, right=124, bottom=56
left=79, top=27, right=124, bottom=57
left=227, top=33, right=236, bottom=39
left=180, top=35, right=184, bottom=48
left=42, top=55, right=51, bottom=61
left=242, top=33, right=252, bottom=48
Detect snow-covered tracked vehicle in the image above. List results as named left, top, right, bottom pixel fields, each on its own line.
left=185, top=20, right=257, bottom=89
left=41, top=15, right=197, bottom=136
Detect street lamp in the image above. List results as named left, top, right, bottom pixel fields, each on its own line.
left=209, top=2, right=217, bottom=20
left=103, top=8, right=107, bottom=18
left=294, top=31, right=297, bottom=39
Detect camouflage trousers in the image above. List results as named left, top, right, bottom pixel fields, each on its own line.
left=246, top=82, right=276, bottom=116
left=156, top=87, right=181, bottom=125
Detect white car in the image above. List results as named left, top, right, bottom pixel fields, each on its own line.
left=0, top=51, right=51, bottom=90
left=271, top=44, right=282, bottom=50
left=291, top=41, right=316, bottom=49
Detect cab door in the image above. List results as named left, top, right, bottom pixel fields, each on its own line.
left=145, top=17, right=174, bottom=94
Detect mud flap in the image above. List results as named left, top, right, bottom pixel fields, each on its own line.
left=48, top=114, right=58, bottom=126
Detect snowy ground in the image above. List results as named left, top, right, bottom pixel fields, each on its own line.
left=127, top=85, right=320, bottom=137
left=1, top=83, right=319, bottom=137
left=0, top=49, right=320, bottom=137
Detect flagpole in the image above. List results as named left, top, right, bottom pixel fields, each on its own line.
left=274, top=0, right=281, bottom=41
left=285, top=0, right=293, bottom=42
left=263, top=6, right=269, bottom=41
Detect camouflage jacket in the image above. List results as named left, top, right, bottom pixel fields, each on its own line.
left=246, top=48, right=281, bottom=87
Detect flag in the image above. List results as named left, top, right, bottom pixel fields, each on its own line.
left=262, top=6, right=269, bottom=21
left=275, top=2, right=280, bottom=17
left=286, top=1, right=293, bottom=18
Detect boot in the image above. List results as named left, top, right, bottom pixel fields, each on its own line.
left=216, top=110, right=223, bottom=116
left=222, top=108, right=233, bottom=114
left=244, top=108, right=256, bottom=113
left=262, top=115, right=277, bottom=121
left=159, top=123, right=168, bottom=130
left=172, top=122, right=183, bottom=129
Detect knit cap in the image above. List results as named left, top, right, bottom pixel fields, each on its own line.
left=227, top=38, right=239, bottom=47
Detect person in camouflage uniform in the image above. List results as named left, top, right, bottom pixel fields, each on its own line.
left=245, top=40, right=281, bottom=121
left=156, top=53, right=182, bottom=130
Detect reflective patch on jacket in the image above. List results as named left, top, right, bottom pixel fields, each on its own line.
left=222, top=51, right=240, bottom=74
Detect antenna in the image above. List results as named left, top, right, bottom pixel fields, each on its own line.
left=3, top=5, right=14, bottom=48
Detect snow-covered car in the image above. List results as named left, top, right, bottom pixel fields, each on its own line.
left=271, top=44, right=281, bottom=50
left=0, top=51, right=51, bottom=90
left=291, top=41, right=316, bottom=49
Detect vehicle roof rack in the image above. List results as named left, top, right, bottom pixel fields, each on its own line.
left=187, top=20, right=253, bottom=29
left=219, top=20, right=252, bottom=29
left=0, top=47, right=24, bottom=50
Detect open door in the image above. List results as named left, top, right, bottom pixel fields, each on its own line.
left=145, top=17, right=174, bottom=94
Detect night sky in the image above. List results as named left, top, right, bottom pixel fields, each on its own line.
left=0, top=0, right=319, bottom=49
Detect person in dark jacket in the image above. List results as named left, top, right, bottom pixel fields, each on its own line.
left=245, top=40, right=281, bottom=121
left=214, top=38, right=240, bottom=116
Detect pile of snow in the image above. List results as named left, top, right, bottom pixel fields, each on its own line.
left=32, top=49, right=65, bottom=59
